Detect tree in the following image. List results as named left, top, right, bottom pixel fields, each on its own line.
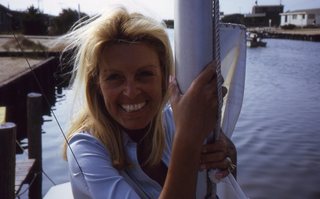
left=22, top=5, right=48, bottom=35
left=49, top=8, right=88, bottom=35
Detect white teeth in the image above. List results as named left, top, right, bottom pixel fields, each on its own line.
left=121, top=102, right=146, bottom=112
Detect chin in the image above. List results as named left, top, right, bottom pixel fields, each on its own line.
left=120, top=119, right=153, bottom=131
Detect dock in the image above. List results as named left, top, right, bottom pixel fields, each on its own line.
left=0, top=35, right=64, bottom=198
left=0, top=93, right=43, bottom=199
left=0, top=35, right=61, bottom=87
left=248, top=27, right=320, bottom=42
left=15, top=159, right=36, bottom=194
left=0, top=57, right=42, bottom=87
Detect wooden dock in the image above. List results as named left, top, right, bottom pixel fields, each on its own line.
left=248, top=27, right=320, bottom=41
left=0, top=35, right=66, bottom=198
left=0, top=93, right=43, bottom=199
left=0, top=56, right=60, bottom=141
left=15, top=159, right=35, bottom=194
left=0, top=34, right=61, bottom=88
left=0, top=57, right=42, bottom=87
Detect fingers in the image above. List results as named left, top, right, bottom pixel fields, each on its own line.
left=170, top=60, right=220, bottom=143
left=199, top=154, right=230, bottom=170
left=200, top=139, right=230, bottom=171
left=202, top=139, right=227, bottom=153
left=191, top=61, right=217, bottom=91
left=200, top=155, right=236, bottom=180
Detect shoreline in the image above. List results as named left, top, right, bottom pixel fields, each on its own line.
left=247, top=27, right=320, bottom=42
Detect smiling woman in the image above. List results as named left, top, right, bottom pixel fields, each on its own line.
left=55, top=5, right=236, bottom=199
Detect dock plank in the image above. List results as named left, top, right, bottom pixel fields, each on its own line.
left=15, top=159, right=35, bottom=194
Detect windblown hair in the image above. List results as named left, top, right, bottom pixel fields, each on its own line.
left=61, top=7, right=174, bottom=170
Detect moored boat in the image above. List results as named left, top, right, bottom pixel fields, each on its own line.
left=247, top=32, right=267, bottom=47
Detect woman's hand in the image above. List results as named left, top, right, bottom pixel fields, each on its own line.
left=169, top=61, right=218, bottom=144
left=200, top=132, right=237, bottom=179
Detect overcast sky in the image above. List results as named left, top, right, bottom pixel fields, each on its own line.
left=1, top=0, right=319, bottom=19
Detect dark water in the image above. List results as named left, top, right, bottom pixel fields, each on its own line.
left=233, top=39, right=320, bottom=199
left=18, top=36, right=320, bottom=198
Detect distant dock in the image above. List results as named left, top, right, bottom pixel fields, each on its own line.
left=248, top=27, right=320, bottom=42
left=0, top=57, right=43, bottom=88
left=0, top=34, right=62, bottom=140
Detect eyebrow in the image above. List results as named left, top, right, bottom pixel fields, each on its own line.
left=101, top=64, right=159, bottom=73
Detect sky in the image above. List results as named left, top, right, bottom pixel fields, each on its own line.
left=1, top=0, right=320, bottom=19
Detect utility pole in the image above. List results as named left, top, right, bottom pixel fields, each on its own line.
left=78, top=3, right=81, bottom=19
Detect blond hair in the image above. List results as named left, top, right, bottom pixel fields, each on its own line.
left=61, top=7, right=174, bottom=170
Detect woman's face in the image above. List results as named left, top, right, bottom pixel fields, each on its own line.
left=98, top=43, right=163, bottom=130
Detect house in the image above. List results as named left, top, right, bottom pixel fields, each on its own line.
left=280, top=8, right=320, bottom=27
left=0, top=4, right=13, bottom=32
left=244, top=4, right=284, bottom=27
left=0, top=4, right=24, bottom=33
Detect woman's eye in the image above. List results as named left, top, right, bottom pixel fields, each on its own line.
left=138, top=70, right=154, bottom=77
left=106, top=73, right=122, bottom=81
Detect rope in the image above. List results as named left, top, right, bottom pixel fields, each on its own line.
left=206, top=0, right=223, bottom=198
left=213, top=0, right=223, bottom=141
left=15, top=172, right=40, bottom=198
left=14, top=169, right=57, bottom=198
left=16, top=139, right=57, bottom=186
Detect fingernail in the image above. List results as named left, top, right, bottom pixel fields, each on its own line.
left=215, top=172, right=224, bottom=180
left=169, top=75, right=176, bottom=84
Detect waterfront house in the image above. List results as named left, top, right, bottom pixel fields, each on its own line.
left=244, top=4, right=284, bottom=27
left=280, top=8, right=320, bottom=27
left=0, top=4, right=14, bottom=32
left=0, top=4, right=24, bottom=33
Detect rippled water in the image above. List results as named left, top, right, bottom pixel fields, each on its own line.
left=36, top=36, right=320, bottom=199
left=233, top=39, right=320, bottom=199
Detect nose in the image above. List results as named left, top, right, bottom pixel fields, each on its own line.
left=122, top=80, right=141, bottom=98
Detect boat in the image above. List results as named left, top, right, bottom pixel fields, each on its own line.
left=175, top=0, right=248, bottom=198
left=246, top=32, right=267, bottom=47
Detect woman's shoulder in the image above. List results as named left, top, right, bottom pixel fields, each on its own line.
left=67, top=131, right=110, bottom=159
left=69, top=131, right=103, bottom=146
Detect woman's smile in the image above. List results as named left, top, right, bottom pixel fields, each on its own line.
left=121, top=102, right=147, bottom=112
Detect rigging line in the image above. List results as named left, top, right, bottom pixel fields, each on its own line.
left=206, top=0, right=223, bottom=198
left=16, top=140, right=57, bottom=185
left=213, top=0, right=223, bottom=141
left=10, top=31, right=84, bottom=177
left=42, top=169, right=57, bottom=185
left=15, top=172, right=39, bottom=197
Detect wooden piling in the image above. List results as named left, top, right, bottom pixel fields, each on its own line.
left=27, top=93, right=43, bottom=199
left=0, top=122, right=16, bottom=199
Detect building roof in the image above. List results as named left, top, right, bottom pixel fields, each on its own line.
left=281, top=8, right=320, bottom=15
left=244, top=13, right=266, bottom=18
left=253, top=4, right=284, bottom=8
left=0, top=4, right=10, bottom=12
